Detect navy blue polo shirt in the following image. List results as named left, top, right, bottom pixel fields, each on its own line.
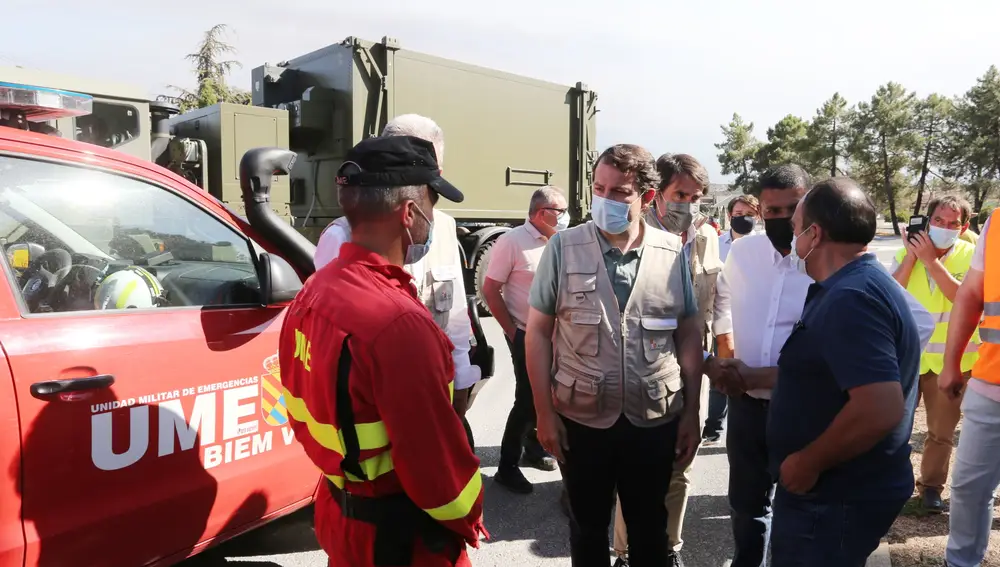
left=767, top=254, right=921, bottom=501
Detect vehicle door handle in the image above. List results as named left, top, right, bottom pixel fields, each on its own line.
left=31, top=374, right=115, bottom=400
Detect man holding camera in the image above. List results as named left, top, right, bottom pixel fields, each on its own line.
left=891, top=196, right=981, bottom=513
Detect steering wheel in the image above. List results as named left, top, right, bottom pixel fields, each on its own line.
left=20, top=249, right=71, bottom=312
left=46, top=263, right=106, bottom=313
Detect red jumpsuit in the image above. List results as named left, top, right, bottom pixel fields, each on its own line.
left=279, top=243, right=487, bottom=566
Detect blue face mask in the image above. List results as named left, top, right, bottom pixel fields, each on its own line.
left=591, top=195, right=632, bottom=234
left=405, top=205, right=434, bottom=265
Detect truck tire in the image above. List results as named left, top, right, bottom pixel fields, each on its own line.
left=473, top=238, right=496, bottom=317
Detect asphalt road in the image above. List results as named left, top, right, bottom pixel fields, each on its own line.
left=182, top=236, right=904, bottom=567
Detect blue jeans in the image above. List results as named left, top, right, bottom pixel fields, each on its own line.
left=946, top=387, right=1000, bottom=567
left=726, top=394, right=773, bottom=567
left=771, top=487, right=906, bottom=567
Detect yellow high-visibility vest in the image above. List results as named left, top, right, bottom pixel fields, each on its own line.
left=895, top=239, right=980, bottom=374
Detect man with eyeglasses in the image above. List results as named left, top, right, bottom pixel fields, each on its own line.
left=483, top=185, right=569, bottom=494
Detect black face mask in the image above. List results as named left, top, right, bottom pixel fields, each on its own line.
left=764, top=217, right=795, bottom=251
left=730, top=215, right=755, bottom=235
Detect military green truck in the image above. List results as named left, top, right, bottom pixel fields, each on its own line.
left=246, top=36, right=598, bottom=310
left=1, top=35, right=599, bottom=310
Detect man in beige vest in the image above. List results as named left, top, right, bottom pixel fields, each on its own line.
left=526, top=144, right=704, bottom=567
left=314, top=114, right=480, bottom=444
left=611, top=153, right=724, bottom=565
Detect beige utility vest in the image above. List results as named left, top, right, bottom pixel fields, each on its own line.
left=330, top=210, right=460, bottom=330
left=643, top=209, right=723, bottom=349
left=552, top=221, right=688, bottom=429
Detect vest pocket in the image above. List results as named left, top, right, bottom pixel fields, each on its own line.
left=430, top=267, right=456, bottom=313
left=640, top=316, right=678, bottom=363
left=564, top=309, right=602, bottom=356
left=567, top=272, right=598, bottom=293
left=642, top=366, right=683, bottom=421
left=553, top=356, right=603, bottom=416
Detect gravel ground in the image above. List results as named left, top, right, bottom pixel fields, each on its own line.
left=888, top=404, right=1000, bottom=567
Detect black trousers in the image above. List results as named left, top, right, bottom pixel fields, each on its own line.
left=727, top=394, right=775, bottom=567
left=461, top=413, right=475, bottom=452
left=560, top=414, right=679, bottom=567
left=499, top=329, right=545, bottom=468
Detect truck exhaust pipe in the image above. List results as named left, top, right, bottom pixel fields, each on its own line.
left=239, top=147, right=317, bottom=277
left=149, top=100, right=179, bottom=165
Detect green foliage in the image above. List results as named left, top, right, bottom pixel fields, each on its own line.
left=848, top=82, right=920, bottom=235
left=945, top=65, right=1000, bottom=218
left=714, top=113, right=763, bottom=194
left=803, top=93, right=851, bottom=178
left=163, top=24, right=250, bottom=112
left=909, top=93, right=953, bottom=214
left=716, top=64, right=1000, bottom=233
left=753, top=114, right=810, bottom=174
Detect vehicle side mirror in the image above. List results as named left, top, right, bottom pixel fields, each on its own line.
left=258, top=252, right=302, bottom=305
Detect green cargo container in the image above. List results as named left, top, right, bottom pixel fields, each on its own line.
left=249, top=35, right=598, bottom=309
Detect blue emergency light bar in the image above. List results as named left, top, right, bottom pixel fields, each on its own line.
left=0, top=82, right=93, bottom=122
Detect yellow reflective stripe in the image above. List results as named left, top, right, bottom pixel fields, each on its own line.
left=284, top=389, right=390, bottom=453
left=134, top=268, right=162, bottom=296
left=423, top=471, right=482, bottom=521
left=116, top=280, right=138, bottom=309
left=344, top=452, right=395, bottom=482
left=326, top=473, right=345, bottom=489
left=449, top=380, right=454, bottom=403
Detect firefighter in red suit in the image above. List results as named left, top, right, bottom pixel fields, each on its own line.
left=279, top=135, right=487, bottom=567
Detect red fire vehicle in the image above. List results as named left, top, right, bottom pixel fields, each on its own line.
left=0, top=83, right=325, bottom=566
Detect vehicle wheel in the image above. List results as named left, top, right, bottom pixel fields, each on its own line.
left=473, top=238, right=496, bottom=317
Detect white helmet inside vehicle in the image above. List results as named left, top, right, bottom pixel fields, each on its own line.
left=94, top=267, right=164, bottom=309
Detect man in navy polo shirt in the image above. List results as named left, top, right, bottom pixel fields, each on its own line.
left=767, top=177, right=920, bottom=566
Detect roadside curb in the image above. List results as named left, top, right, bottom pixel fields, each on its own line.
left=866, top=539, right=892, bottom=567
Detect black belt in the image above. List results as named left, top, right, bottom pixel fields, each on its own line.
left=326, top=479, right=462, bottom=566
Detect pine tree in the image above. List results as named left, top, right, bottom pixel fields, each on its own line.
left=910, top=94, right=953, bottom=215
left=715, top=113, right=763, bottom=194
left=165, top=24, right=251, bottom=111
left=753, top=115, right=810, bottom=174
left=945, top=66, right=1000, bottom=228
left=804, top=93, right=852, bottom=178
left=848, top=82, right=919, bottom=235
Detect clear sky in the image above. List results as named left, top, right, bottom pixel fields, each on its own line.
left=6, top=0, right=999, bottom=182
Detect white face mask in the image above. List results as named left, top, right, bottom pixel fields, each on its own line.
left=555, top=211, right=570, bottom=231
left=789, top=225, right=816, bottom=275
left=928, top=225, right=960, bottom=249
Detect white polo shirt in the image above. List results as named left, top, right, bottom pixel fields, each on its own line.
left=484, top=220, right=548, bottom=331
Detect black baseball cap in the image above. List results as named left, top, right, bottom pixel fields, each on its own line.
left=335, top=135, right=464, bottom=203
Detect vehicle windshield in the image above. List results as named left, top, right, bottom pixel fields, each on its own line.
left=0, top=157, right=248, bottom=264
left=0, top=154, right=261, bottom=313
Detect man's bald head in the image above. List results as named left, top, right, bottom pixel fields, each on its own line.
left=801, top=177, right=876, bottom=246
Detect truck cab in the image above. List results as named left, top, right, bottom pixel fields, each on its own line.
left=1, top=65, right=153, bottom=161
left=0, top=79, right=494, bottom=567
left=0, top=83, right=323, bottom=567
